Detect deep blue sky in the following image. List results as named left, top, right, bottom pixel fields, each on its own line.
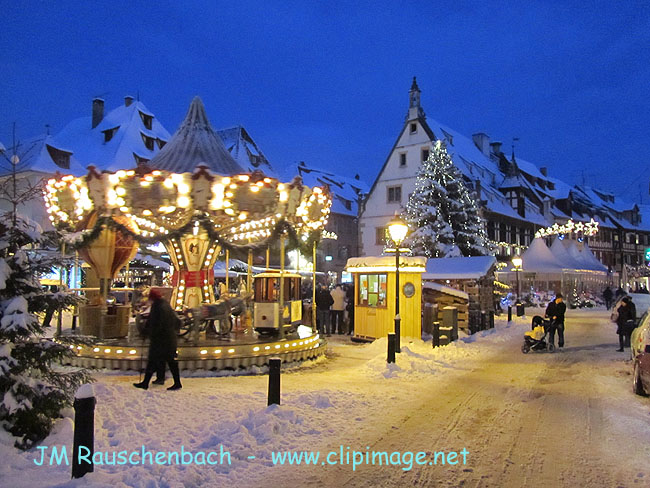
left=2, top=1, right=649, bottom=200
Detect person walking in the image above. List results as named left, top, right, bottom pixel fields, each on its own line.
left=345, top=284, right=355, bottom=335
left=615, top=296, right=637, bottom=352
left=603, top=286, right=613, bottom=310
left=134, top=288, right=182, bottom=391
left=330, top=285, right=346, bottom=334
left=545, top=293, right=566, bottom=349
left=315, top=284, right=334, bottom=336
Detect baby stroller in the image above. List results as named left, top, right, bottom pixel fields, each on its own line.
left=521, top=315, right=556, bottom=353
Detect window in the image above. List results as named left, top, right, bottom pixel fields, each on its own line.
left=102, top=126, right=119, bottom=143
left=141, top=133, right=155, bottom=151
left=45, top=144, right=71, bottom=169
left=399, top=153, right=407, bottom=167
left=506, top=190, right=518, bottom=211
left=387, top=185, right=402, bottom=203
left=357, top=273, right=387, bottom=308
left=139, top=111, right=153, bottom=130
left=157, top=139, right=167, bottom=149
left=410, top=123, right=417, bottom=134
left=133, top=153, right=150, bottom=166
left=375, top=227, right=387, bottom=245
left=421, top=148, right=429, bottom=162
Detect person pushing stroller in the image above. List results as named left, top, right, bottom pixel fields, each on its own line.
left=545, top=293, right=566, bottom=349
left=522, top=315, right=556, bottom=353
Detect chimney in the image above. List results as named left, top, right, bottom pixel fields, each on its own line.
left=542, top=198, right=553, bottom=220
left=124, top=96, right=134, bottom=107
left=92, top=98, right=104, bottom=129
left=472, top=133, right=490, bottom=156
left=490, top=141, right=502, bottom=155
left=540, top=167, right=548, bottom=177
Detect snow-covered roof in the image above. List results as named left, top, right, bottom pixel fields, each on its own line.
left=0, top=134, right=87, bottom=177
left=217, top=126, right=277, bottom=177
left=423, top=256, right=496, bottom=280
left=150, top=97, right=244, bottom=175
left=422, top=281, right=469, bottom=300
left=45, top=100, right=170, bottom=173
left=285, top=162, right=369, bottom=217
left=346, top=256, right=426, bottom=271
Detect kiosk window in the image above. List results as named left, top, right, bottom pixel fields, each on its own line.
left=358, top=273, right=387, bottom=307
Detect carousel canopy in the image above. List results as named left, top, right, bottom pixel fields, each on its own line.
left=149, top=97, right=245, bottom=175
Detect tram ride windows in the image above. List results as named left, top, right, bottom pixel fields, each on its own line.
left=254, top=276, right=302, bottom=302
left=357, top=273, right=387, bottom=307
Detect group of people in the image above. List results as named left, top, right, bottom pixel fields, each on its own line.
left=314, top=283, right=355, bottom=336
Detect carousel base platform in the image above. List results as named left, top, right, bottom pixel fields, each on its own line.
left=63, top=329, right=324, bottom=371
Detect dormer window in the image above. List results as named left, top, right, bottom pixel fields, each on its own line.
left=141, top=133, right=155, bottom=151
left=133, top=153, right=150, bottom=166
left=102, top=126, right=119, bottom=143
left=410, top=123, right=417, bottom=134
left=139, top=111, right=153, bottom=130
left=157, top=138, right=167, bottom=149
left=46, top=144, right=71, bottom=169
left=548, top=182, right=555, bottom=191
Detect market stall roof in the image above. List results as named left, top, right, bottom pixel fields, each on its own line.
left=566, top=240, right=607, bottom=272
left=520, top=238, right=565, bottom=272
left=580, top=243, right=608, bottom=272
left=423, top=256, right=496, bottom=280
left=422, top=281, right=469, bottom=300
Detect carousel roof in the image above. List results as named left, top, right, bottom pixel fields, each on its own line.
left=149, top=97, right=244, bottom=175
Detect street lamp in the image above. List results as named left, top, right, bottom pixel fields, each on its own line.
left=388, top=214, right=408, bottom=353
left=512, top=256, right=523, bottom=316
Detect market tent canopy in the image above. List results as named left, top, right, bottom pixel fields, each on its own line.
left=549, top=238, right=575, bottom=268
left=520, top=238, right=565, bottom=272
left=423, top=256, right=496, bottom=280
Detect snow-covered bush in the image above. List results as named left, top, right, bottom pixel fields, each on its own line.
left=0, top=212, right=91, bottom=449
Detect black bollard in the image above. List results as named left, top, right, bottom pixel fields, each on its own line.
left=387, top=333, right=396, bottom=363
left=481, top=311, right=487, bottom=330
left=508, top=306, right=512, bottom=322
left=72, top=389, right=95, bottom=479
left=432, top=321, right=440, bottom=348
left=268, top=358, right=281, bottom=406
left=489, top=311, right=495, bottom=329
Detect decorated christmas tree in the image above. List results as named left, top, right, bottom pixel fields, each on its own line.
left=0, top=138, right=90, bottom=449
left=404, top=140, right=488, bottom=257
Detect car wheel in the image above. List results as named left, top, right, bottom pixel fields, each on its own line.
left=633, top=362, right=648, bottom=397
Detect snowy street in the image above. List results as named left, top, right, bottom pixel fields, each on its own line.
left=2, top=308, right=649, bottom=488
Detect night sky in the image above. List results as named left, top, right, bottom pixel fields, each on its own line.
left=2, top=1, right=649, bottom=199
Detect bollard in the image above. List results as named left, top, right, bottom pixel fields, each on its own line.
left=481, top=311, right=487, bottom=331
left=516, top=303, right=525, bottom=317
left=394, top=315, right=401, bottom=353
left=72, top=384, right=95, bottom=479
left=508, top=306, right=512, bottom=322
left=268, top=358, right=281, bottom=406
left=489, top=311, right=495, bottom=329
left=432, top=321, right=441, bottom=348
left=387, top=333, right=396, bottom=363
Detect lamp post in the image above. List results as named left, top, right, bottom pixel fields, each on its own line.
left=388, top=214, right=408, bottom=353
left=512, top=257, right=523, bottom=316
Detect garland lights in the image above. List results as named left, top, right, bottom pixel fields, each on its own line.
left=535, top=218, right=599, bottom=239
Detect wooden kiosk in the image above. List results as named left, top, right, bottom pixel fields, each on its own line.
left=346, top=256, right=426, bottom=341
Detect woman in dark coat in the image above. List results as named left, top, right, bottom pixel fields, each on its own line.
left=134, top=289, right=182, bottom=390
left=615, top=297, right=637, bottom=352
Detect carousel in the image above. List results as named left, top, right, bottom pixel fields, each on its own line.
left=44, top=97, right=330, bottom=370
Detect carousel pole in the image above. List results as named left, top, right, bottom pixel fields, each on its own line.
left=125, top=261, right=130, bottom=305
left=279, top=236, right=285, bottom=339
left=72, top=250, right=79, bottom=331
left=247, top=249, right=253, bottom=293
left=266, top=247, right=270, bottom=271
left=312, top=240, right=317, bottom=331
left=225, top=249, right=230, bottom=296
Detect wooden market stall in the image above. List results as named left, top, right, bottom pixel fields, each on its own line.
left=345, top=256, right=426, bottom=341
left=423, top=256, right=496, bottom=332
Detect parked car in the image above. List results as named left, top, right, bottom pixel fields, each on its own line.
left=631, top=311, right=650, bottom=359
left=633, top=343, right=650, bottom=396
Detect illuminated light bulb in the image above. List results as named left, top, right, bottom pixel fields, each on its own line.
left=238, top=175, right=249, bottom=181
left=163, top=179, right=174, bottom=189
left=116, top=187, right=126, bottom=196
left=129, top=349, right=137, bottom=354
left=104, top=348, right=111, bottom=353
left=143, top=209, right=152, bottom=216
left=200, top=349, right=207, bottom=355
left=215, top=349, right=222, bottom=354
left=238, top=212, right=247, bottom=221
left=228, top=348, right=235, bottom=353
left=177, top=196, right=190, bottom=208
left=250, top=186, right=260, bottom=193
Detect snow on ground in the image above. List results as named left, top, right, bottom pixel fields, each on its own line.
left=1, top=308, right=649, bottom=487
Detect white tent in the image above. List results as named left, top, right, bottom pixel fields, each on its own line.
left=549, top=238, right=574, bottom=268
left=520, top=238, right=564, bottom=272
left=580, top=243, right=608, bottom=272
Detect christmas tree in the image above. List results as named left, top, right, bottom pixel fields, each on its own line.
left=0, top=136, right=90, bottom=449
left=404, top=140, right=488, bottom=257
